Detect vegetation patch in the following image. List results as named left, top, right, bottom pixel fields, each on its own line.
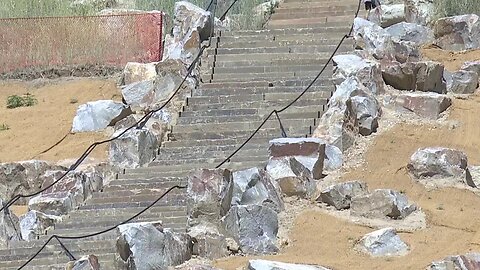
left=434, top=0, right=480, bottom=18
left=6, top=94, right=38, bottom=109
left=0, top=123, right=9, bottom=131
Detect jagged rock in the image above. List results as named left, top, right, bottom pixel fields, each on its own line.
left=0, top=199, right=21, bottom=248
left=266, top=157, right=316, bottom=198
left=408, top=147, right=468, bottom=178
left=351, top=189, right=417, bottom=219
left=0, top=160, right=66, bottom=204
left=29, top=192, right=73, bottom=216
left=115, top=221, right=192, bottom=270
left=404, top=0, right=435, bottom=26
left=188, top=221, right=227, bottom=260
left=248, top=260, right=331, bottom=270
left=369, top=4, right=405, bottom=28
left=187, top=169, right=233, bottom=225
left=65, top=254, right=100, bottom=270
left=391, top=39, right=422, bottom=63
left=332, top=54, right=384, bottom=95
left=123, top=62, right=157, bottom=85
left=466, top=166, right=480, bottom=188
left=19, top=210, right=60, bottom=241
left=382, top=61, right=446, bottom=93
left=232, top=167, right=283, bottom=212
left=313, top=77, right=381, bottom=149
left=108, top=128, right=159, bottom=169
left=429, top=253, right=480, bottom=270
left=461, top=61, right=480, bottom=78
left=317, top=181, right=369, bottom=210
left=449, top=70, right=479, bottom=94
left=385, top=22, right=434, bottom=46
left=72, top=100, right=132, bottom=133
left=222, top=205, right=278, bottom=255
left=269, top=138, right=325, bottom=180
left=395, top=92, right=451, bottom=119
left=122, top=59, right=194, bottom=111
left=434, top=14, right=480, bottom=51
left=353, top=18, right=395, bottom=60
left=324, top=144, right=343, bottom=171
left=163, top=1, right=212, bottom=66
left=356, top=228, right=409, bottom=257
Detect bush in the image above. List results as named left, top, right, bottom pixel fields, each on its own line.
left=434, top=0, right=480, bottom=18
left=6, top=94, right=38, bottom=109
left=0, top=123, right=9, bottom=131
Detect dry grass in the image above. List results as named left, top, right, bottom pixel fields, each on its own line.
left=434, top=0, right=480, bottom=18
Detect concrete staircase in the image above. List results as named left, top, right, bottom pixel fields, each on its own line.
left=0, top=0, right=357, bottom=268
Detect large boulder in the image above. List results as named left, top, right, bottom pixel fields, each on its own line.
left=407, top=147, right=468, bottom=178
left=369, top=4, right=405, bottom=28
left=187, top=221, right=227, bottom=260
left=395, top=92, right=452, bottom=119
left=231, top=167, right=283, bottom=212
left=248, top=260, right=331, bottom=270
left=313, top=77, right=381, bottom=150
left=317, top=181, right=369, bottom=210
left=222, top=205, right=278, bottom=255
left=449, top=70, right=479, bottom=94
left=404, top=0, right=435, bottom=26
left=19, top=210, right=60, bottom=241
left=324, top=144, right=343, bottom=171
left=269, top=137, right=326, bottom=180
left=108, top=128, right=159, bottom=169
left=466, top=166, right=480, bottom=188
left=353, top=18, right=395, bottom=60
left=266, top=157, right=316, bottom=198
left=71, top=100, right=131, bottom=133
left=385, top=22, right=434, bottom=46
left=461, top=61, right=480, bottom=78
left=332, top=54, right=384, bottom=95
left=115, top=221, right=192, bottom=270
left=123, top=62, right=157, bottom=85
left=434, top=14, right=480, bottom=51
left=28, top=192, right=74, bottom=216
left=121, top=59, right=194, bottom=111
left=351, top=189, right=417, bottom=219
left=382, top=61, right=446, bottom=93
left=0, top=199, right=21, bottom=248
left=0, top=160, right=66, bottom=204
left=428, top=253, right=480, bottom=270
left=187, top=169, right=233, bottom=226
left=65, top=254, right=100, bottom=270
left=356, top=228, right=409, bottom=257
left=163, top=1, right=212, bottom=66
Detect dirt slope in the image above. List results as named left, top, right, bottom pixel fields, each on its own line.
left=215, top=95, right=480, bottom=269
left=0, top=78, right=121, bottom=163
left=421, top=47, right=480, bottom=72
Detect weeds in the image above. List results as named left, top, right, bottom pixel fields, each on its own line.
left=70, top=98, right=79, bottom=104
left=434, top=0, right=480, bottom=18
left=6, top=94, right=38, bottom=109
left=0, top=123, right=9, bottom=131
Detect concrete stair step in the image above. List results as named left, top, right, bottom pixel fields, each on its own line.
left=267, top=15, right=354, bottom=28
left=271, top=10, right=354, bottom=20
left=192, top=85, right=332, bottom=97
left=156, top=147, right=268, bottom=161
left=274, top=5, right=360, bottom=14
left=217, top=38, right=351, bottom=49
left=63, top=205, right=187, bottom=217
left=0, top=251, right=116, bottom=269
left=178, top=111, right=321, bottom=125
left=207, top=64, right=334, bottom=74
left=184, top=97, right=328, bottom=111
left=77, top=199, right=187, bottom=211
left=201, top=78, right=332, bottom=89
left=211, top=51, right=338, bottom=62
left=210, top=71, right=328, bottom=81
left=186, top=91, right=330, bottom=106
left=210, top=57, right=334, bottom=68
left=168, top=125, right=310, bottom=141
left=221, top=22, right=354, bottom=36
left=152, top=152, right=269, bottom=166
left=162, top=135, right=291, bottom=148
left=86, top=193, right=186, bottom=205
left=130, top=160, right=269, bottom=175
left=214, top=44, right=351, bottom=55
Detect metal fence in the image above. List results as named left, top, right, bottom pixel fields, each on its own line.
left=0, top=12, right=164, bottom=74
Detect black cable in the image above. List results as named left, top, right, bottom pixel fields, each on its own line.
left=17, top=185, right=185, bottom=269
left=32, top=131, right=70, bottom=158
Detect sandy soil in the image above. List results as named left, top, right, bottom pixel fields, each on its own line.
left=0, top=78, right=122, bottom=163
left=215, top=94, right=480, bottom=269
left=421, top=47, right=480, bottom=72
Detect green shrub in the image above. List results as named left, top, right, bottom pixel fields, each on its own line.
left=0, top=123, right=9, bottom=131
left=434, top=0, right=480, bottom=18
left=6, top=94, right=38, bottom=109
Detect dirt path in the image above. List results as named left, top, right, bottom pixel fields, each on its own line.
left=215, top=95, right=480, bottom=270
left=0, top=78, right=121, bottom=163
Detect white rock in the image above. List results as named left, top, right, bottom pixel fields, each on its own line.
left=72, top=100, right=131, bottom=133
left=434, top=14, right=480, bottom=51
left=108, top=128, right=159, bottom=169
left=356, top=228, right=409, bottom=257
left=123, top=62, right=158, bottom=85
left=20, top=210, right=61, bottom=241
left=385, top=22, right=434, bottom=45
left=369, top=4, right=405, bottom=28
left=248, top=260, right=331, bottom=270
left=404, top=0, right=435, bottom=26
